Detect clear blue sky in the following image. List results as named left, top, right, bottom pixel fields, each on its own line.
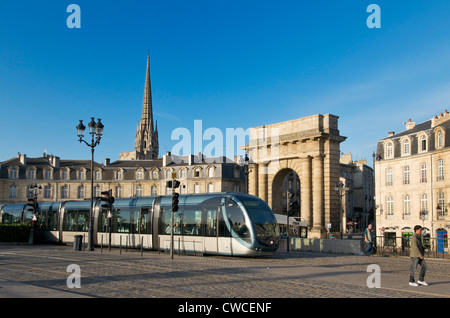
left=1, top=1, right=450, bottom=166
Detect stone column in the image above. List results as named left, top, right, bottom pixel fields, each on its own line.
left=258, top=162, right=268, bottom=203
left=248, top=163, right=258, bottom=196
left=311, top=154, right=325, bottom=238
left=301, top=156, right=312, bottom=228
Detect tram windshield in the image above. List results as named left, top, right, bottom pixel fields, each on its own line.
left=240, top=197, right=278, bottom=240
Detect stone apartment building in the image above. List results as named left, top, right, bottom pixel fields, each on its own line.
left=339, top=153, right=374, bottom=233
left=375, top=110, right=450, bottom=251
left=0, top=152, right=244, bottom=205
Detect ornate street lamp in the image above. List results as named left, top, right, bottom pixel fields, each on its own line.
left=76, top=118, right=104, bottom=251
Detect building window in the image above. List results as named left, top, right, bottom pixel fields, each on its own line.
left=61, top=185, right=69, bottom=199
left=136, top=169, right=144, bottom=180
left=420, top=163, right=427, bottom=183
left=420, top=135, right=427, bottom=152
left=386, top=142, right=393, bottom=158
left=438, top=160, right=444, bottom=181
left=420, top=193, right=428, bottom=220
left=27, top=169, right=36, bottom=180
left=151, top=185, right=157, bottom=196
left=180, top=169, right=187, bottom=179
left=94, top=185, right=100, bottom=197
left=208, top=183, right=214, bottom=193
left=194, top=184, right=200, bottom=194
left=403, top=166, right=410, bottom=185
left=9, top=168, right=18, bottom=179
left=152, top=170, right=158, bottom=180
left=115, top=186, right=122, bottom=198
left=180, top=184, right=187, bottom=194
left=166, top=170, right=172, bottom=179
left=9, top=186, right=17, bottom=198
left=61, top=169, right=69, bottom=180
left=437, top=131, right=444, bottom=148
left=194, top=169, right=200, bottom=178
left=403, top=139, right=410, bottom=156
left=44, top=169, right=52, bottom=180
left=77, top=170, right=86, bottom=181
left=44, top=186, right=52, bottom=199
left=386, top=196, right=394, bottom=219
left=136, top=185, right=143, bottom=197
left=208, top=167, right=214, bottom=178
left=115, top=170, right=123, bottom=180
left=438, top=193, right=446, bottom=219
left=77, top=186, right=85, bottom=199
left=403, top=194, right=410, bottom=220
left=386, top=168, right=393, bottom=186
left=94, top=170, right=102, bottom=181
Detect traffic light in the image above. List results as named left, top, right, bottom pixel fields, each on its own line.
left=166, top=180, right=180, bottom=189
left=27, top=197, right=38, bottom=214
left=172, top=192, right=179, bottom=212
left=286, top=191, right=295, bottom=216
left=100, top=190, right=115, bottom=210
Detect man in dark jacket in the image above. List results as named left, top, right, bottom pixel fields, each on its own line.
left=409, top=225, right=428, bottom=286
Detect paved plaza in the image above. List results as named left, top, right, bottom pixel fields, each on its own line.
left=0, top=244, right=449, bottom=304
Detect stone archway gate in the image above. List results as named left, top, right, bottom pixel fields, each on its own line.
left=243, top=114, right=346, bottom=238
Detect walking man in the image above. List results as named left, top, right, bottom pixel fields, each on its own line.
left=361, top=224, right=374, bottom=256
left=409, top=225, right=428, bottom=286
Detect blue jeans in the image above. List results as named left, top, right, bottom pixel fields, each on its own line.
left=410, top=257, right=427, bottom=283
left=363, top=241, right=373, bottom=256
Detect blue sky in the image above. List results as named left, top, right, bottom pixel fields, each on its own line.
left=1, top=1, right=450, bottom=167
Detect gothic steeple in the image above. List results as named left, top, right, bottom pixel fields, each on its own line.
left=135, top=53, right=159, bottom=159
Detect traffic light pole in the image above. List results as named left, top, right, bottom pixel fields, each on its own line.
left=170, top=184, right=175, bottom=260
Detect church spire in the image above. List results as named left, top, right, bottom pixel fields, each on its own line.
left=141, top=53, right=154, bottom=134
left=134, top=53, right=159, bottom=159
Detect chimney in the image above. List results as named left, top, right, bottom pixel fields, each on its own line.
left=163, top=152, right=172, bottom=167
left=19, top=153, right=27, bottom=165
left=388, top=131, right=395, bottom=137
left=405, top=119, right=415, bottom=130
left=104, top=158, right=110, bottom=166
left=51, top=156, right=60, bottom=168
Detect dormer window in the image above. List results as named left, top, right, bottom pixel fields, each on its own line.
left=402, top=139, right=410, bottom=156
left=9, top=167, right=18, bottom=179
left=437, top=130, right=444, bottom=148
left=420, top=135, right=427, bottom=152
left=385, top=142, right=393, bottom=158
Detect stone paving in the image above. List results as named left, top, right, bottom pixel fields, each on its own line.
left=0, top=245, right=449, bottom=302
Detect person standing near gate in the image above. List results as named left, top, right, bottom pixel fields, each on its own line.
left=361, top=224, right=374, bottom=256
left=409, top=225, right=428, bottom=286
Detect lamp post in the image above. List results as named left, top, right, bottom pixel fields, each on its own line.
left=240, top=154, right=252, bottom=194
left=76, top=118, right=104, bottom=251
left=335, top=181, right=349, bottom=239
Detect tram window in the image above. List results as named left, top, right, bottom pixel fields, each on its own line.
left=115, top=209, right=130, bottom=233
left=64, top=210, right=89, bottom=231
left=130, top=210, right=139, bottom=234
left=98, top=210, right=108, bottom=232
left=48, top=211, right=58, bottom=231
left=225, top=199, right=250, bottom=242
left=218, top=208, right=231, bottom=237
left=139, top=208, right=151, bottom=234
left=205, top=208, right=217, bottom=237
left=160, top=208, right=182, bottom=235
left=183, top=207, right=202, bottom=236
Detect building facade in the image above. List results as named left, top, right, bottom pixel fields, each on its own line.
left=0, top=152, right=244, bottom=205
left=375, top=110, right=450, bottom=250
left=339, top=153, right=374, bottom=233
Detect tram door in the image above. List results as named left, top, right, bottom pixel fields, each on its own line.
left=203, top=206, right=218, bottom=254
